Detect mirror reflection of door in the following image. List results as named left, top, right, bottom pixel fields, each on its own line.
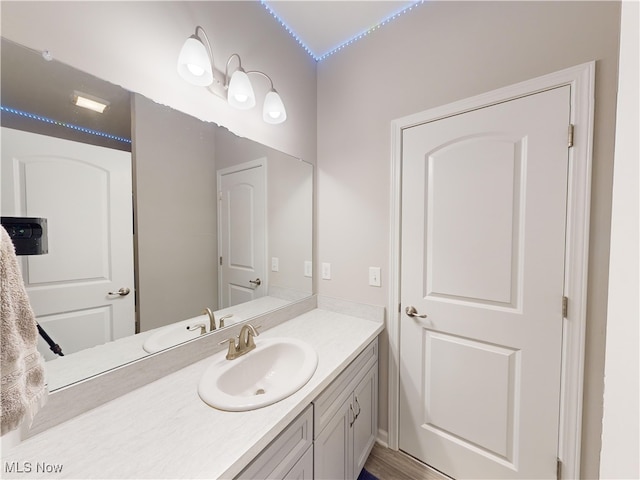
left=1, top=127, right=135, bottom=360
left=217, top=159, right=267, bottom=308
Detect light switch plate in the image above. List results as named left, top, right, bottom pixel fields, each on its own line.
left=322, top=262, right=331, bottom=280
left=304, top=261, right=313, bottom=278
left=369, top=266, right=381, bottom=287
left=271, top=257, right=279, bottom=272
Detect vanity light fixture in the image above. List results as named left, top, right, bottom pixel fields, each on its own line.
left=177, top=26, right=287, bottom=124
left=72, top=91, right=110, bottom=114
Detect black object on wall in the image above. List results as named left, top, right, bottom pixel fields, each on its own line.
left=1, top=216, right=48, bottom=255
left=1, top=216, right=63, bottom=355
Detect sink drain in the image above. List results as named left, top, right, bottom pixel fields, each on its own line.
left=255, top=388, right=266, bottom=395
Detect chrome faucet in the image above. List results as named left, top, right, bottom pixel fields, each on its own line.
left=202, top=308, right=215, bottom=331
left=219, top=324, right=260, bottom=360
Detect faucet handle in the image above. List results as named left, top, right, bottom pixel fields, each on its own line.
left=186, top=323, right=206, bottom=335
left=218, top=337, right=238, bottom=360
left=218, top=313, right=234, bottom=328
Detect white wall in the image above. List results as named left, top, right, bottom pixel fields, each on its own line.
left=0, top=1, right=317, bottom=166
left=600, top=2, right=639, bottom=478
left=316, top=2, right=621, bottom=477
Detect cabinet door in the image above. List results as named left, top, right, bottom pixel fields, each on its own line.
left=314, top=399, right=353, bottom=480
left=236, top=406, right=312, bottom=480
left=284, top=446, right=313, bottom=480
left=352, top=365, right=378, bottom=476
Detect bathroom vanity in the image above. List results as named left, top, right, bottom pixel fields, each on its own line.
left=238, top=337, right=378, bottom=480
left=1, top=299, right=383, bottom=479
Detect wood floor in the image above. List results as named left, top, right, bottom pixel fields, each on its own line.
left=364, top=443, right=451, bottom=480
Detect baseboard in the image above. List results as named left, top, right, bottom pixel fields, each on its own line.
left=376, top=428, right=389, bottom=448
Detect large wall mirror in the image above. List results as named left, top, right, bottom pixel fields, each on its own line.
left=0, top=38, right=313, bottom=391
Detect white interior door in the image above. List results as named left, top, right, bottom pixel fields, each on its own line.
left=217, top=159, right=266, bottom=308
left=399, top=86, right=571, bottom=479
left=1, top=127, right=135, bottom=360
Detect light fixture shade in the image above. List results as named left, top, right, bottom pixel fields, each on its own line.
left=227, top=70, right=256, bottom=110
left=263, top=90, right=287, bottom=124
left=177, top=35, right=213, bottom=86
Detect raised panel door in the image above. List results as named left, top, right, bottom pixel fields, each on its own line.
left=399, top=86, right=570, bottom=478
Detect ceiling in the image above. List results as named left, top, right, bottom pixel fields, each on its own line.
left=262, top=0, right=417, bottom=60
left=1, top=38, right=132, bottom=149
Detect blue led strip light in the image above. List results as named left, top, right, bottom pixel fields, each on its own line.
left=260, top=0, right=317, bottom=59
left=0, top=106, right=132, bottom=144
left=261, top=0, right=425, bottom=62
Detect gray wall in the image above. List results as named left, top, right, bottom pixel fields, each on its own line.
left=267, top=154, right=313, bottom=296
left=133, top=94, right=218, bottom=331
left=316, top=2, right=621, bottom=477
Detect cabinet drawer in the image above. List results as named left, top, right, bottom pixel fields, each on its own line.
left=236, top=405, right=313, bottom=480
left=313, top=338, right=378, bottom=439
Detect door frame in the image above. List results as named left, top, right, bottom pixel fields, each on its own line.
left=387, top=62, right=595, bottom=479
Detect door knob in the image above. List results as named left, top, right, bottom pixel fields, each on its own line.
left=108, top=287, right=131, bottom=296
left=405, top=305, right=427, bottom=318
left=249, top=278, right=262, bottom=286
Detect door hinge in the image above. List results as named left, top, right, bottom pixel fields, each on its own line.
left=219, top=256, right=223, bottom=266
left=562, top=296, right=568, bottom=318
left=398, top=303, right=401, bottom=313
left=568, top=124, right=574, bottom=148
left=557, top=457, right=562, bottom=479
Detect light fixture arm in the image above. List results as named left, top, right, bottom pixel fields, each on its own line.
left=245, top=70, right=276, bottom=91
left=194, top=26, right=215, bottom=68
left=224, top=53, right=244, bottom=88
left=224, top=53, right=247, bottom=88
left=224, top=55, right=276, bottom=91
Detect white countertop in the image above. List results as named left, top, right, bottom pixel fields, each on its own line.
left=2, top=308, right=383, bottom=479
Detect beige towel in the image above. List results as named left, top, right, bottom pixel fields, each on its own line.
left=1, top=225, right=47, bottom=436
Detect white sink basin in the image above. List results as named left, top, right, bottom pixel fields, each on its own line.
left=198, top=337, right=318, bottom=411
left=142, top=317, right=209, bottom=354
